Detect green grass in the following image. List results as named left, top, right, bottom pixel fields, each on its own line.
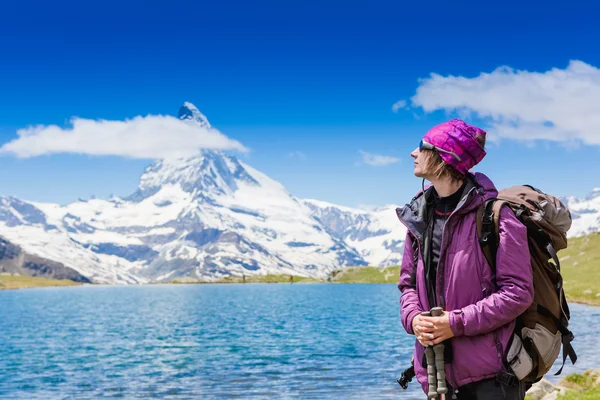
left=559, top=232, right=600, bottom=306
left=329, top=266, right=399, bottom=284
left=557, top=371, right=600, bottom=399
left=169, top=268, right=402, bottom=285
left=559, top=386, right=600, bottom=400
left=562, top=372, right=591, bottom=387
left=523, top=371, right=600, bottom=400
left=0, top=274, right=81, bottom=290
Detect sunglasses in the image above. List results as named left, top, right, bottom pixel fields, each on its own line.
left=419, top=139, right=462, bottom=162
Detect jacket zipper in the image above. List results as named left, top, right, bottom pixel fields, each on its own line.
left=436, top=221, right=450, bottom=308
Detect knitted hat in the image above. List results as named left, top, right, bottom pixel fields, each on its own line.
left=422, top=119, right=487, bottom=175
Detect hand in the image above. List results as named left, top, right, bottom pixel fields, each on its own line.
left=419, top=312, right=455, bottom=345
left=412, top=314, right=436, bottom=347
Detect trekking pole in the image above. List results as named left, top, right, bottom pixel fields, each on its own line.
left=431, top=307, right=448, bottom=399
left=421, top=310, right=438, bottom=399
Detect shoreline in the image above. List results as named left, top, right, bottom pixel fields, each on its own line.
left=2, top=255, right=598, bottom=308
left=3, top=278, right=599, bottom=307
left=2, top=283, right=598, bottom=307
left=0, top=274, right=81, bottom=291
left=3, top=276, right=599, bottom=308
left=165, top=280, right=600, bottom=306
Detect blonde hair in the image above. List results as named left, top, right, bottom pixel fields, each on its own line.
left=423, top=135, right=486, bottom=185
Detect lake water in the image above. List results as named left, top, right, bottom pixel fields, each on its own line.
left=0, top=284, right=598, bottom=399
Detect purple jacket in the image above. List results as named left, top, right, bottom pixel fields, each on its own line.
left=396, top=172, right=533, bottom=393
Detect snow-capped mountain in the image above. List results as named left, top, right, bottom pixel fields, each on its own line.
left=177, top=101, right=211, bottom=129
left=563, top=188, right=600, bottom=238
left=0, top=103, right=388, bottom=284
left=302, top=199, right=405, bottom=267
left=303, top=188, right=600, bottom=264
left=1, top=102, right=597, bottom=285
left=0, top=235, right=91, bottom=283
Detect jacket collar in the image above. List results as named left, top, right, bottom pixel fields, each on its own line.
left=396, top=172, right=497, bottom=240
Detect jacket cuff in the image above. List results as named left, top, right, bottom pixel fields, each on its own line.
left=449, top=309, right=465, bottom=337
left=405, top=309, right=421, bottom=335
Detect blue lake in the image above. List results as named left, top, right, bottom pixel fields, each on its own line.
left=0, top=284, right=598, bottom=399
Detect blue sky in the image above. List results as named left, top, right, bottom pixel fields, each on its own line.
left=1, top=0, right=599, bottom=208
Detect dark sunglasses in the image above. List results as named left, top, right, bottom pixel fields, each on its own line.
left=419, top=139, right=462, bottom=162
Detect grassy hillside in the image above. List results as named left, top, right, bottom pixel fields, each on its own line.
left=559, top=232, right=600, bottom=306
left=0, top=274, right=81, bottom=290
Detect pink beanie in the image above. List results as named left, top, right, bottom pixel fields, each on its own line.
left=422, top=119, right=487, bottom=175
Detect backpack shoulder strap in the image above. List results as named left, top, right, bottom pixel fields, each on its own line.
left=476, top=199, right=508, bottom=273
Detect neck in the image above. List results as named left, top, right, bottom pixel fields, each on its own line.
left=430, top=176, right=464, bottom=198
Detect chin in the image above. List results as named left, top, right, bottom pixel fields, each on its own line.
left=414, top=170, right=431, bottom=181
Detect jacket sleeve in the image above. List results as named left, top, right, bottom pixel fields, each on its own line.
left=398, top=233, right=422, bottom=335
left=449, top=206, right=534, bottom=337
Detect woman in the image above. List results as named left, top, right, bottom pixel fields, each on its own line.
left=396, top=119, right=533, bottom=399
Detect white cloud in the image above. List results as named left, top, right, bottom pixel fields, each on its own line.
left=410, top=60, right=600, bottom=146
left=359, top=150, right=400, bottom=166
left=391, top=100, right=407, bottom=113
left=287, top=151, right=307, bottom=160
left=0, top=114, right=248, bottom=159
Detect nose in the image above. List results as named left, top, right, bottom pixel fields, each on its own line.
left=410, top=148, right=419, bottom=159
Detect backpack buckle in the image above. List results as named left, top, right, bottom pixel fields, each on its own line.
left=482, top=212, right=494, bottom=226
left=565, top=331, right=574, bottom=342
left=480, top=231, right=490, bottom=243
left=480, top=211, right=494, bottom=244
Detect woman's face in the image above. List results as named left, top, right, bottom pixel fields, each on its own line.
left=410, top=146, right=433, bottom=179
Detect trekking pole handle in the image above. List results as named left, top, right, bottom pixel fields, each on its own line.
left=421, top=310, right=438, bottom=399
left=430, top=307, right=448, bottom=396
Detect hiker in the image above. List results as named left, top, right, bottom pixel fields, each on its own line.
left=396, top=119, right=534, bottom=399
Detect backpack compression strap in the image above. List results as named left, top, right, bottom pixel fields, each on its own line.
left=476, top=198, right=507, bottom=273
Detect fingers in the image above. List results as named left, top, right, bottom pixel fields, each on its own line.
left=429, top=329, right=455, bottom=345
left=431, top=334, right=448, bottom=345
left=415, top=320, right=435, bottom=333
left=417, top=332, right=435, bottom=340
left=419, top=316, right=442, bottom=325
left=416, top=331, right=436, bottom=347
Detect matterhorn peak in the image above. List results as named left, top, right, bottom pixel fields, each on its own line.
left=178, top=102, right=211, bottom=129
